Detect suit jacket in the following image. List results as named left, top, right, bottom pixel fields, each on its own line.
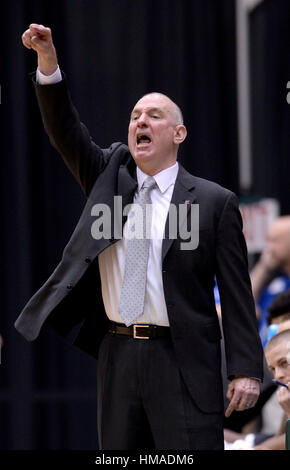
left=15, top=76, right=264, bottom=413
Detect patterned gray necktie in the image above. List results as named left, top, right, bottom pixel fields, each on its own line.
left=119, top=176, right=156, bottom=326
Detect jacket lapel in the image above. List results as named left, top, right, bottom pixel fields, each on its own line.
left=117, top=164, right=138, bottom=206
left=162, top=164, right=197, bottom=262
left=116, top=164, right=138, bottom=237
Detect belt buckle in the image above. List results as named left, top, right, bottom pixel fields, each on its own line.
left=133, top=324, right=150, bottom=339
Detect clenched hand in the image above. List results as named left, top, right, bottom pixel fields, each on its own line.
left=22, top=24, right=58, bottom=76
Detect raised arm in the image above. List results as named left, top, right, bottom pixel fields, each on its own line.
left=22, top=24, right=111, bottom=196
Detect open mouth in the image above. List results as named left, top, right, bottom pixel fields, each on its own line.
left=136, top=134, right=152, bottom=146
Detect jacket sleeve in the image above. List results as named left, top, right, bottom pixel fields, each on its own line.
left=215, top=192, right=264, bottom=381
left=33, top=72, right=110, bottom=196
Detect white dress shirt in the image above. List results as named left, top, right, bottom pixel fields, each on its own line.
left=99, top=164, right=178, bottom=326
left=37, top=66, right=178, bottom=326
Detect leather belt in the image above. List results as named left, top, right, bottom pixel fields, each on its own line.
left=108, top=322, right=170, bottom=340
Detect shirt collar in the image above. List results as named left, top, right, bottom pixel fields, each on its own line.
left=136, top=162, right=179, bottom=194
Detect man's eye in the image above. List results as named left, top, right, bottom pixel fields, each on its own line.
left=278, top=360, right=289, bottom=369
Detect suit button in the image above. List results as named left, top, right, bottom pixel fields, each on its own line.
left=66, top=284, right=73, bottom=290
left=85, top=257, right=91, bottom=264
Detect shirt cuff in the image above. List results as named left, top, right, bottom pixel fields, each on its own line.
left=36, top=65, right=62, bottom=85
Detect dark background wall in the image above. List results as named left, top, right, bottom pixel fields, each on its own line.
left=250, top=0, right=290, bottom=215
left=0, top=0, right=289, bottom=449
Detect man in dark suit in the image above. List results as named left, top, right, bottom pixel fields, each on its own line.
left=15, top=24, right=263, bottom=450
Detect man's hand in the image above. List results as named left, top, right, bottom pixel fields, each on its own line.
left=22, top=24, right=58, bottom=76
left=277, top=383, right=290, bottom=418
left=225, top=377, right=260, bottom=417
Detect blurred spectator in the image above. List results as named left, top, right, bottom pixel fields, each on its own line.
left=275, top=323, right=290, bottom=419
left=225, top=326, right=290, bottom=450
left=256, top=329, right=290, bottom=449
left=224, top=291, right=290, bottom=447
left=251, top=216, right=290, bottom=347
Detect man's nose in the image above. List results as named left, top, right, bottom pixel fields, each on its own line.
left=137, top=113, right=148, bottom=127
left=274, top=367, right=286, bottom=382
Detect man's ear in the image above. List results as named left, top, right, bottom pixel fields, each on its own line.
left=173, top=125, right=187, bottom=145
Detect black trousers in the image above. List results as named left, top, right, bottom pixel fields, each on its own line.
left=97, top=332, right=224, bottom=450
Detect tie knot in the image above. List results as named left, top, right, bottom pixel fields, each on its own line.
left=142, top=176, right=156, bottom=191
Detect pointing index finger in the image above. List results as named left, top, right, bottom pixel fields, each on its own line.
left=225, top=400, right=235, bottom=417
